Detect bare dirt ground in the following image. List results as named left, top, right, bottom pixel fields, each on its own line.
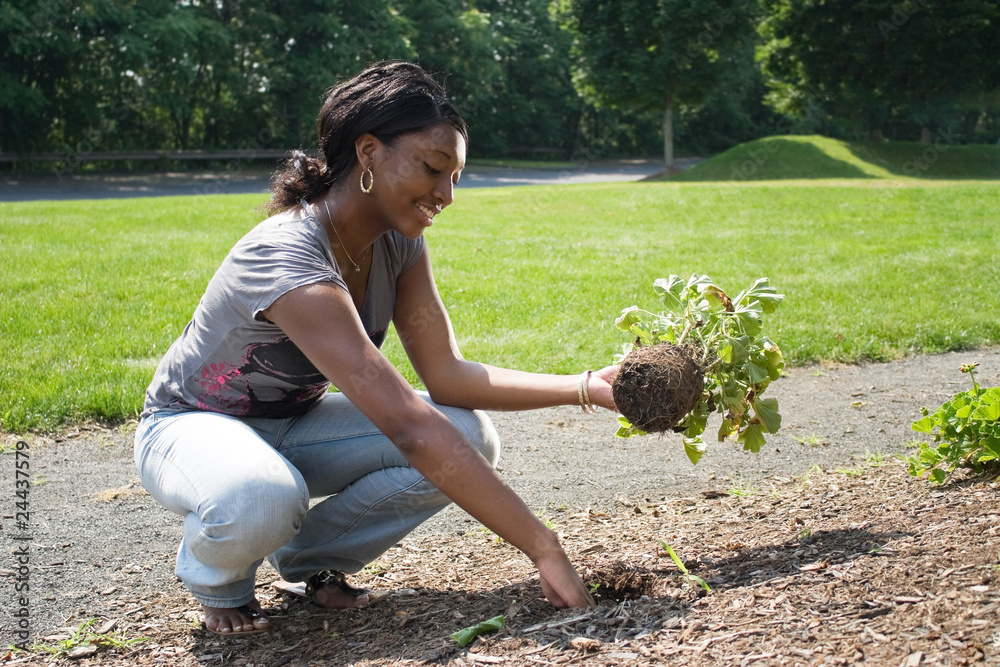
left=2, top=348, right=999, bottom=666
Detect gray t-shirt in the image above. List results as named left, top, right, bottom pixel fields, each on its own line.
left=142, top=203, right=425, bottom=419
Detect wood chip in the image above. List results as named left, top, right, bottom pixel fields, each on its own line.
left=67, top=646, right=98, bottom=660
left=95, top=618, right=118, bottom=634
left=570, top=636, right=602, bottom=651
left=800, top=561, right=827, bottom=571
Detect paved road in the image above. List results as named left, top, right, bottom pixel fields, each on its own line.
left=0, top=158, right=697, bottom=202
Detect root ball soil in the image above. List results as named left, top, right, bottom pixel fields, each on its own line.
left=612, top=343, right=704, bottom=433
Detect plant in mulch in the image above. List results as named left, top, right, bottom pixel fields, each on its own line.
left=659, top=541, right=711, bottom=592
left=450, top=614, right=505, bottom=646
left=23, top=618, right=146, bottom=660
left=613, top=275, right=784, bottom=464
left=908, top=362, right=1000, bottom=484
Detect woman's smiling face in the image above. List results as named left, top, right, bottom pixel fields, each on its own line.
left=366, top=122, right=467, bottom=238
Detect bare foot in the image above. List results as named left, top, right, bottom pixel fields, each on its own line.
left=313, top=584, right=380, bottom=609
left=202, top=600, right=269, bottom=635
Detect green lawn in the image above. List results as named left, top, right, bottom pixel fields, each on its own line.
left=2, top=179, right=999, bottom=432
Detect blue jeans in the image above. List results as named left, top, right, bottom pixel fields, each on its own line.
left=134, top=392, right=500, bottom=608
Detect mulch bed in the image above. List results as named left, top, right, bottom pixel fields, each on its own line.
left=6, top=459, right=998, bottom=666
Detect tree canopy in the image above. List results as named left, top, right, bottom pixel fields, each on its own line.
left=561, top=0, right=758, bottom=166
left=760, top=0, right=1000, bottom=141
left=1, top=0, right=998, bottom=165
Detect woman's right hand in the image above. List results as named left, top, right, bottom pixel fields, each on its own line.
left=534, top=546, right=596, bottom=608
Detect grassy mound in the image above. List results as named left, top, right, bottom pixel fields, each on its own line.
left=665, top=135, right=1000, bottom=182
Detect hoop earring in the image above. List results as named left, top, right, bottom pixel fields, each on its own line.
left=360, top=167, right=374, bottom=194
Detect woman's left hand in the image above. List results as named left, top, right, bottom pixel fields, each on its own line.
left=587, top=365, right=619, bottom=412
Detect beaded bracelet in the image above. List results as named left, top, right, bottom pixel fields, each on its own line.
left=578, top=370, right=596, bottom=414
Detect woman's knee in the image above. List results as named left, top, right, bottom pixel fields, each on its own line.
left=187, top=474, right=308, bottom=567
left=465, top=409, right=501, bottom=468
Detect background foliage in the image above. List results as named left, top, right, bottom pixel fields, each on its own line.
left=2, top=0, right=998, bottom=165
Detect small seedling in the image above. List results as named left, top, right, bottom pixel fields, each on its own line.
left=835, top=467, right=864, bottom=477
left=659, top=541, right=711, bottom=592
left=797, top=464, right=824, bottom=487
left=863, top=450, right=887, bottom=467
left=727, top=475, right=757, bottom=498
left=794, top=433, right=826, bottom=446
left=479, top=527, right=506, bottom=545
left=361, top=561, right=390, bottom=577
left=31, top=619, right=146, bottom=656
left=799, top=528, right=813, bottom=540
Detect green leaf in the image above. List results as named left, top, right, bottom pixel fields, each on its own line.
left=683, top=436, right=706, bottom=464
left=717, top=416, right=737, bottom=442
left=972, top=392, right=1000, bottom=421
left=753, top=397, right=782, bottom=433
left=918, top=445, right=943, bottom=467
left=956, top=404, right=973, bottom=419
left=701, top=285, right=729, bottom=308
left=688, top=274, right=716, bottom=294
left=720, top=335, right=749, bottom=365
left=614, top=306, right=642, bottom=332
left=733, top=309, right=763, bottom=337
left=451, top=615, right=505, bottom=646
left=984, top=435, right=1000, bottom=458
left=911, top=416, right=937, bottom=433
left=929, top=468, right=947, bottom=485
left=615, top=415, right=646, bottom=438
left=718, top=340, right=733, bottom=364
left=738, top=423, right=767, bottom=453
left=652, top=275, right=685, bottom=310
left=733, top=277, right=784, bottom=314
left=720, top=381, right=747, bottom=415
left=762, top=339, right=784, bottom=379
left=660, top=541, right=687, bottom=572
left=629, top=322, right=657, bottom=346
left=745, top=360, right=769, bottom=385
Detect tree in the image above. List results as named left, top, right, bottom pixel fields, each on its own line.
left=676, top=40, right=785, bottom=156
left=760, top=0, right=1000, bottom=142
left=398, top=0, right=506, bottom=154
left=0, top=0, right=138, bottom=153
left=561, top=0, right=757, bottom=168
left=476, top=0, right=583, bottom=157
left=256, top=0, right=415, bottom=148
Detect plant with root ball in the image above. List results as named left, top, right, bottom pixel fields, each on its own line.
left=613, top=275, right=784, bottom=464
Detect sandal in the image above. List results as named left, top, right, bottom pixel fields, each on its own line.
left=202, top=603, right=270, bottom=636
left=273, top=570, right=387, bottom=609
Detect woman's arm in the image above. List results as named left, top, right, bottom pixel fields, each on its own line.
left=394, top=248, right=617, bottom=412
left=263, top=282, right=595, bottom=608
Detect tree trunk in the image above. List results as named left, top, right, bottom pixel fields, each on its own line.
left=181, top=115, right=192, bottom=151
left=869, top=128, right=885, bottom=143
left=920, top=127, right=933, bottom=144
left=663, top=98, right=674, bottom=169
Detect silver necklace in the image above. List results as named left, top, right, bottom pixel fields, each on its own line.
left=322, top=199, right=369, bottom=273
